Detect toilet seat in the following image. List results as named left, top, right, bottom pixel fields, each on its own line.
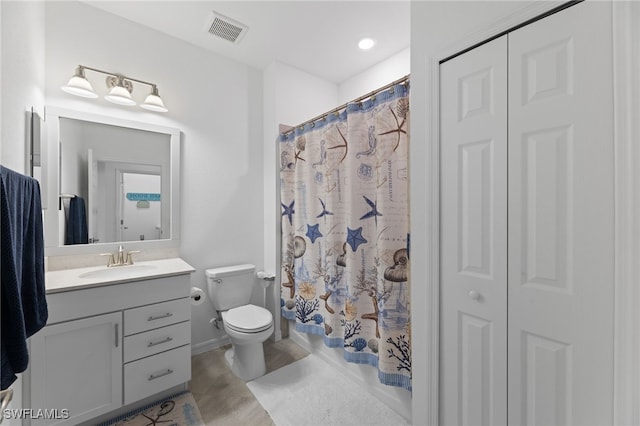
left=223, top=304, right=273, bottom=333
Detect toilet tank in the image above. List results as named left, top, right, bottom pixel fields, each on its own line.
left=205, top=264, right=256, bottom=311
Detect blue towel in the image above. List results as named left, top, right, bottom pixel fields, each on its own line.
left=1, top=166, right=47, bottom=390
left=65, top=196, right=88, bottom=245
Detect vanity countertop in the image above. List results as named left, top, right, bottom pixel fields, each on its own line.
left=45, top=257, right=195, bottom=294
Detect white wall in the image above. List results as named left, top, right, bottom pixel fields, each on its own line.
left=338, top=47, right=410, bottom=104
left=44, top=1, right=265, bottom=351
left=1, top=2, right=3, bottom=166
left=1, top=1, right=46, bottom=173
left=0, top=1, right=46, bottom=420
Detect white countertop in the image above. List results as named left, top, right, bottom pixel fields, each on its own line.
left=45, top=257, right=195, bottom=294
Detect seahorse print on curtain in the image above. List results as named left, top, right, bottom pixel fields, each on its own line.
left=279, top=81, right=411, bottom=391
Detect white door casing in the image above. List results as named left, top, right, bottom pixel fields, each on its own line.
left=87, top=148, right=97, bottom=243
left=440, top=35, right=508, bottom=426
left=507, top=3, right=614, bottom=425
left=612, top=2, right=640, bottom=424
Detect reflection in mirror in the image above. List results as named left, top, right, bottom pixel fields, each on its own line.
left=117, top=169, right=162, bottom=242
left=60, top=118, right=170, bottom=244
left=42, top=107, right=181, bottom=255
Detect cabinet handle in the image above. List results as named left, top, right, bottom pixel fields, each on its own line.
left=115, top=323, right=119, bottom=348
left=147, top=312, right=173, bottom=322
left=148, top=336, right=173, bottom=348
left=148, top=369, right=173, bottom=381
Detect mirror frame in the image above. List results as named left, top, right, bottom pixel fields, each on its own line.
left=43, top=106, right=181, bottom=256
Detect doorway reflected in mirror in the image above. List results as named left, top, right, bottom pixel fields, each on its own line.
left=59, top=117, right=170, bottom=245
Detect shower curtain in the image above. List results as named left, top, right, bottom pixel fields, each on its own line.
left=279, top=80, right=411, bottom=391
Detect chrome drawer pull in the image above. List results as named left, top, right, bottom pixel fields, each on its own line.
left=148, top=369, right=173, bottom=381
left=148, top=336, right=173, bottom=348
left=147, top=312, right=173, bottom=322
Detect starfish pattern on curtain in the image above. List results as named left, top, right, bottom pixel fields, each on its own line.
left=279, top=81, right=411, bottom=391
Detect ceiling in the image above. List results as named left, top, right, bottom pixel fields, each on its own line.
left=82, top=1, right=411, bottom=84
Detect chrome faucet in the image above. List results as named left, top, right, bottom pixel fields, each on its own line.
left=100, top=245, right=141, bottom=267
left=116, top=245, right=126, bottom=265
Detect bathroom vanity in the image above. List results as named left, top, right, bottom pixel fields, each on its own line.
left=20, top=106, right=193, bottom=425
left=28, top=258, right=194, bottom=426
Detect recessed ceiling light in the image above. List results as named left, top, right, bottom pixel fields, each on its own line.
left=358, top=37, right=376, bottom=50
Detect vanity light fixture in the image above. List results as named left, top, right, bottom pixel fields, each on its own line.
left=141, top=86, right=168, bottom=112
left=104, top=75, right=136, bottom=106
left=61, top=66, right=98, bottom=98
left=61, top=65, right=168, bottom=113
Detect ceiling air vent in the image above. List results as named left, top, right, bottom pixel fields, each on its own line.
left=205, top=11, right=248, bottom=44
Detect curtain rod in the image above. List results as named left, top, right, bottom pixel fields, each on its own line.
left=281, top=74, right=410, bottom=136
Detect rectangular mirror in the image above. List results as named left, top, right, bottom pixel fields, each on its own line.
left=43, top=107, right=181, bottom=255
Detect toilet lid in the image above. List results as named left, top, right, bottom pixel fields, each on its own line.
left=224, top=304, right=273, bottom=332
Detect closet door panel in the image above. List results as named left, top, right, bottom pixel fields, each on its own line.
left=440, top=35, right=508, bottom=426
left=508, top=3, right=614, bottom=425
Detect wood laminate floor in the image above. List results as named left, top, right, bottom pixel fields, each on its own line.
left=190, top=338, right=309, bottom=426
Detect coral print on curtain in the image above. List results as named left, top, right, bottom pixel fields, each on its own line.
left=279, top=80, right=411, bottom=391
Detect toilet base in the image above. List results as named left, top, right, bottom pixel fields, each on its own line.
left=224, top=343, right=266, bottom=381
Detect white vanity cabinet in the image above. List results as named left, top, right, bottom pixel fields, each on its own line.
left=29, top=264, right=193, bottom=426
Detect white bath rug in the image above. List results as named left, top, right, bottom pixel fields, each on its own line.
left=246, top=354, right=409, bottom=426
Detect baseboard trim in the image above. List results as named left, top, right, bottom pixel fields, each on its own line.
left=191, top=336, right=230, bottom=356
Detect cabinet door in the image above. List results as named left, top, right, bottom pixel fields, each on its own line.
left=30, top=312, right=122, bottom=425
left=440, top=35, right=508, bottom=426
left=508, top=3, right=614, bottom=425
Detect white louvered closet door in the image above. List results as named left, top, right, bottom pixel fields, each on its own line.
left=440, top=2, right=614, bottom=425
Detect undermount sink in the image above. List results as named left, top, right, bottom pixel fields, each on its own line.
left=79, top=264, right=158, bottom=279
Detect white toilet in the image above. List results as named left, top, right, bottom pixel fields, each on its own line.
left=205, top=264, right=274, bottom=381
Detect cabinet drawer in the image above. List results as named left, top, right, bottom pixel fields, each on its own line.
left=124, top=320, right=190, bottom=363
left=124, top=298, right=190, bottom=335
left=124, top=345, right=191, bottom=405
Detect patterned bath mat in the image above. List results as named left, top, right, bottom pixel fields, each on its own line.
left=99, top=391, right=204, bottom=426
left=247, top=354, right=409, bottom=426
